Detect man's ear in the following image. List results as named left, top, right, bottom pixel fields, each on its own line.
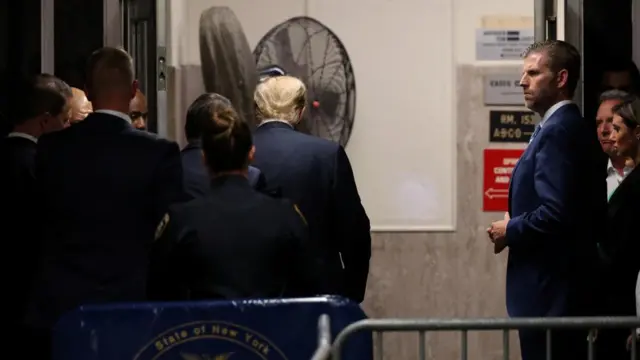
left=131, top=80, right=139, bottom=100
left=556, top=69, right=569, bottom=90
left=248, top=145, right=256, bottom=163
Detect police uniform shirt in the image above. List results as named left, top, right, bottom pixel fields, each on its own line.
left=148, top=174, right=324, bottom=300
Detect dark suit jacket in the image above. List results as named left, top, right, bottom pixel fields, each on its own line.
left=180, top=141, right=266, bottom=199
left=506, top=103, right=607, bottom=317
left=252, top=121, right=371, bottom=302
left=0, top=135, right=38, bottom=326
left=26, top=112, right=184, bottom=329
left=148, top=175, right=324, bottom=300
left=600, top=165, right=640, bottom=316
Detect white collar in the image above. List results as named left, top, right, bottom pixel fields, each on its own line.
left=7, top=132, right=38, bottom=144
left=540, top=100, right=573, bottom=127
left=257, top=119, right=293, bottom=128
left=607, top=158, right=634, bottom=175
left=94, top=109, right=132, bottom=124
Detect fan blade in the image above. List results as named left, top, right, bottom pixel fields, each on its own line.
left=199, top=7, right=258, bottom=126
left=275, top=29, right=309, bottom=78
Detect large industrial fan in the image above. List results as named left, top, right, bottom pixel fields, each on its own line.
left=254, top=17, right=356, bottom=146
left=199, top=7, right=258, bottom=126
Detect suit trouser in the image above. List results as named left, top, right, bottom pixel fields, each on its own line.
left=519, top=328, right=588, bottom=360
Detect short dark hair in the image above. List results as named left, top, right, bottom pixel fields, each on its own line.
left=14, top=74, right=71, bottom=125
left=523, top=40, right=581, bottom=97
left=185, top=93, right=232, bottom=140
left=85, top=47, right=135, bottom=96
left=602, top=60, right=640, bottom=94
left=193, top=93, right=253, bottom=173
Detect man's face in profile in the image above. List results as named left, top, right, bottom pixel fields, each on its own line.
left=595, top=99, right=621, bottom=155
left=602, top=70, right=632, bottom=93
left=520, top=52, right=558, bottom=113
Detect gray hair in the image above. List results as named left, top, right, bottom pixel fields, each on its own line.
left=599, top=89, right=632, bottom=103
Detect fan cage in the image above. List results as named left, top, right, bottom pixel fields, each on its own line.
left=253, top=16, right=356, bottom=147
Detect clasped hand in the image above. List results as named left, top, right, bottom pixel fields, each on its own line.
left=487, top=212, right=509, bottom=254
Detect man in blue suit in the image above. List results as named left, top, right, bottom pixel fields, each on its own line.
left=181, top=93, right=265, bottom=199
left=488, top=40, right=607, bottom=360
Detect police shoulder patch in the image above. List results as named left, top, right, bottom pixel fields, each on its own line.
left=293, top=204, right=307, bottom=226
left=154, top=213, right=170, bottom=241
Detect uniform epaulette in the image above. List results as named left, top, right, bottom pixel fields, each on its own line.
left=293, top=204, right=307, bottom=226
left=154, top=213, right=170, bottom=241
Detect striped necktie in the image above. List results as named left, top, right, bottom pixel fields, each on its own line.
left=529, top=123, right=542, bottom=144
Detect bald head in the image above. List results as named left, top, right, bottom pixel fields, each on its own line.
left=129, top=89, right=148, bottom=130
left=69, top=87, right=92, bottom=124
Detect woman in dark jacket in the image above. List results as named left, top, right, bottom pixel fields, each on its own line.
left=598, top=96, right=640, bottom=358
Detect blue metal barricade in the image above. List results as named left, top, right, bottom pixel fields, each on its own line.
left=52, top=296, right=372, bottom=360
left=323, top=316, right=640, bottom=360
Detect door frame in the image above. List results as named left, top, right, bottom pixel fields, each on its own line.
left=41, top=0, right=54, bottom=73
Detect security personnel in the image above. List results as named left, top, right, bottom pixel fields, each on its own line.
left=26, top=47, right=184, bottom=335
left=181, top=93, right=266, bottom=199
left=0, top=74, right=71, bottom=355
left=148, top=93, right=324, bottom=300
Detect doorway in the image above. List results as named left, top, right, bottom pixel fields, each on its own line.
left=0, top=0, right=161, bottom=134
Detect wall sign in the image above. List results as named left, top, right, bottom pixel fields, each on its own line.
left=475, top=29, right=534, bottom=61
left=483, top=74, right=524, bottom=106
left=489, top=110, right=536, bottom=143
left=483, top=149, right=524, bottom=212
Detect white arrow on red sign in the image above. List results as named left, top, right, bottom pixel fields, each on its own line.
left=485, top=188, right=509, bottom=199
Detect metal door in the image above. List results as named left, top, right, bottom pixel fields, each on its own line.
left=119, top=0, right=167, bottom=136
left=534, top=0, right=584, bottom=111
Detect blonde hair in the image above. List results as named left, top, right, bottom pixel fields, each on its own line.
left=254, top=76, right=307, bottom=124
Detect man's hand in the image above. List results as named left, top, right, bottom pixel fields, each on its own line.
left=488, top=212, right=510, bottom=254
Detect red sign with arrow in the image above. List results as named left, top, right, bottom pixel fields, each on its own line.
left=483, top=148, right=524, bottom=212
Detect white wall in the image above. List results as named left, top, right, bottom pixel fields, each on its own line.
left=166, top=0, right=535, bottom=231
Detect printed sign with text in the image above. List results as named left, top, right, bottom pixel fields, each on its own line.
left=483, top=148, right=524, bottom=212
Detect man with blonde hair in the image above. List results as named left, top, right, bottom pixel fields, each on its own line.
left=69, top=87, right=92, bottom=124
left=252, top=75, right=371, bottom=303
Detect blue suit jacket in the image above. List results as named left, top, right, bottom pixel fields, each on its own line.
left=252, top=122, right=371, bottom=302
left=180, top=142, right=265, bottom=200
left=506, top=103, right=607, bottom=317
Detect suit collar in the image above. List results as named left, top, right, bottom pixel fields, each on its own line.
left=210, top=174, right=250, bottom=188
left=256, top=120, right=294, bottom=131
left=94, top=109, right=132, bottom=124
left=80, top=112, right=133, bottom=133
left=183, top=140, right=201, bottom=151
left=540, top=100, right=573, bottom=127
left=608, top=164, right=640, bottom=219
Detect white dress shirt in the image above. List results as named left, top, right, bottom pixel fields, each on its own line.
left=540, top=100, right=573, bottom=127
left=94, top=109, right=132, bottom=123
left=606, top=159, right=633, bottom=200
left=6, top=131, right=38, bottom=143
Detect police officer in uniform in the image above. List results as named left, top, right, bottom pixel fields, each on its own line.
left=148, top=93, right=324, bottom=300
